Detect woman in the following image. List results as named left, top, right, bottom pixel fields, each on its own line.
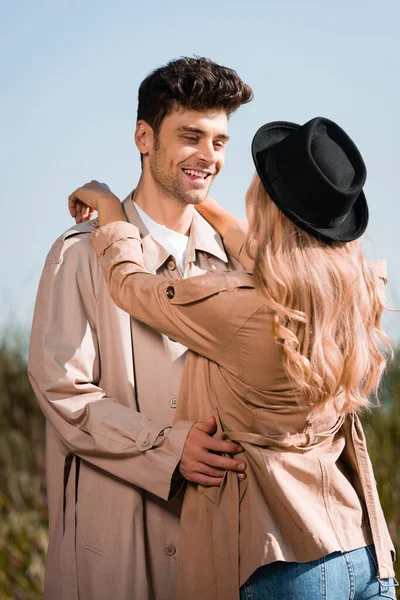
left=68, top=117, right=397, bottom=599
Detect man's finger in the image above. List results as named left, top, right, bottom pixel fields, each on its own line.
left=200, top=452, right=246, bottom=472
left=198, top=432, right=243, bottom=455
left=194, top=464, right=227, bottom=478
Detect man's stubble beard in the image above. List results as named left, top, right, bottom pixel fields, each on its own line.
left=149, top=142, right=210, bottom=207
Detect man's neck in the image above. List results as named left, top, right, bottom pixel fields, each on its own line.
left=133, top=173, right=194, bottom=236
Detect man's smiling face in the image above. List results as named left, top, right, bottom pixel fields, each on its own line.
left=148, top=106, right=229, bottom=206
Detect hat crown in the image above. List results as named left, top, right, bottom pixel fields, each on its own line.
left=312, top=133, right=355, bottom=190
left=272, top=118, right=366, bottom=217
left=251, top=117, right=369, bottom=242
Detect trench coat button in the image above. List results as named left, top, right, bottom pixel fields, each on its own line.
left=141, top=439, right=150, bottom=447
left=167, top=260, right=176, bottom=271
left=164, top=544, right=176, bottom=556
left=166, top=286, right=175, bottom=299
left=169, top=397, right=177, bottom=409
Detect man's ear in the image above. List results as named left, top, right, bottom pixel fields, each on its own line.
left=134, top=120, right=155, bottom=155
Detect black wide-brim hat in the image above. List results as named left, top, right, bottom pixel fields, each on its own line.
left=251, top=117, right=369, bottom=243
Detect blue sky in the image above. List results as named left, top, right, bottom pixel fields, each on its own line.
left=1, top=0, right=399, bottom=338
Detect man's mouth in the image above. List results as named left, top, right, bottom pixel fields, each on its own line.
left=181, top=168, right=212, bottom=182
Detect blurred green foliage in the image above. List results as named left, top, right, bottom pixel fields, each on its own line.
left=0, top=334, right=398, bottom=597
left=0, top=332, right=47, bottom=600
left=362, top=349, right=400, bottom=564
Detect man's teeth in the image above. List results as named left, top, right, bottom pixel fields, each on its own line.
left=182, top=169, right=208, bottom=179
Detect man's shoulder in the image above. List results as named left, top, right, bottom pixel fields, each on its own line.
left=45, top=218, right=100, bottom=266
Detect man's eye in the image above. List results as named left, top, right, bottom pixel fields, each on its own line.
left=184, top=136, right=198, bottom=143
left=214, top=141, right=225, bottom=149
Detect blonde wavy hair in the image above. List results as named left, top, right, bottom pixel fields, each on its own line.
left=245, top=173, right=392, bottom=414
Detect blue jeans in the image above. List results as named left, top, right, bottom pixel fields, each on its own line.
left=240, top=546, right=398, bottom=599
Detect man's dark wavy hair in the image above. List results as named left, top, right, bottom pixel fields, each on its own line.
left=137, top=56, right=253, bottom=135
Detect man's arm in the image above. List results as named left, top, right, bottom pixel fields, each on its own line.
left=29, top=231, right=245, bottom=494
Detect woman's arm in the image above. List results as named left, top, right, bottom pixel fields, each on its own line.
left=90, top=222, right=254, bottom=363
left=195, top=197, right=240, bottom=237
left=67, top=181, right=251, bottom=361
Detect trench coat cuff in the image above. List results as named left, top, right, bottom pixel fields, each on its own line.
left=164, top=419, right=195, bottom=499
left=91, top=222, right=141, bottom=255
left=168, top=465, right=187, bottom=501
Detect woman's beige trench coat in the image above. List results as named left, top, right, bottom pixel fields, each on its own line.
left=28, top=195, right=243, bottom=600
left=90, top=220, right=396, bottom=600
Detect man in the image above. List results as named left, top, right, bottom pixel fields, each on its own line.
left=28, top=56, right=253, bottom=600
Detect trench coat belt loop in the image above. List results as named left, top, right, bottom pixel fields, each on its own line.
left=350, top=413, right=392, bottom=580
left=62, top=453, right=79, bottom=600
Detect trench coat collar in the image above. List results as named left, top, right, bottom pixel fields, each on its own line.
left=122, top=192, right=228, bottom=273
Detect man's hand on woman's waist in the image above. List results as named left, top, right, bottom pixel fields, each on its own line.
left=180, top=416, right=246, bottom=486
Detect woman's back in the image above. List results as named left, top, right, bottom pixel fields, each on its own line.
left=90, top=212, right=395, bottom=599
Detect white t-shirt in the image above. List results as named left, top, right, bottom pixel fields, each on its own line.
left=133, top=200, right=189, bottom=275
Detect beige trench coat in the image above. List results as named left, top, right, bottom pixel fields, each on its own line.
left=28, top=195, right=243, bottom=600
left=91, top=220, right=396, bottom=600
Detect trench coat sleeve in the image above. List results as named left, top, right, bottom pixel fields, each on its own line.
left=91, top=222, right=255, bottom=360
left=221, top=220, right=255, bottom=272
left=28, top=231, right=194, bottom=501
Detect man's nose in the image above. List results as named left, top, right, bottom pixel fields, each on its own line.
left=196, top=140, right=218, bottom=165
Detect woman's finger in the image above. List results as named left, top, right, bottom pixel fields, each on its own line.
left=83, top=205, right=96, bottom=222
left=68, top=191, right=78, bottom=218
left=81, top=204, right=90, bottom=221
left=75, top=200, right=83, bottom=224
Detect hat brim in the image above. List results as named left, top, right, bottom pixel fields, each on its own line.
left=251, top=121, right=369, bottom=243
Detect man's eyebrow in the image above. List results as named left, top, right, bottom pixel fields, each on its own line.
left=177, top=126, right=230, bottom=141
